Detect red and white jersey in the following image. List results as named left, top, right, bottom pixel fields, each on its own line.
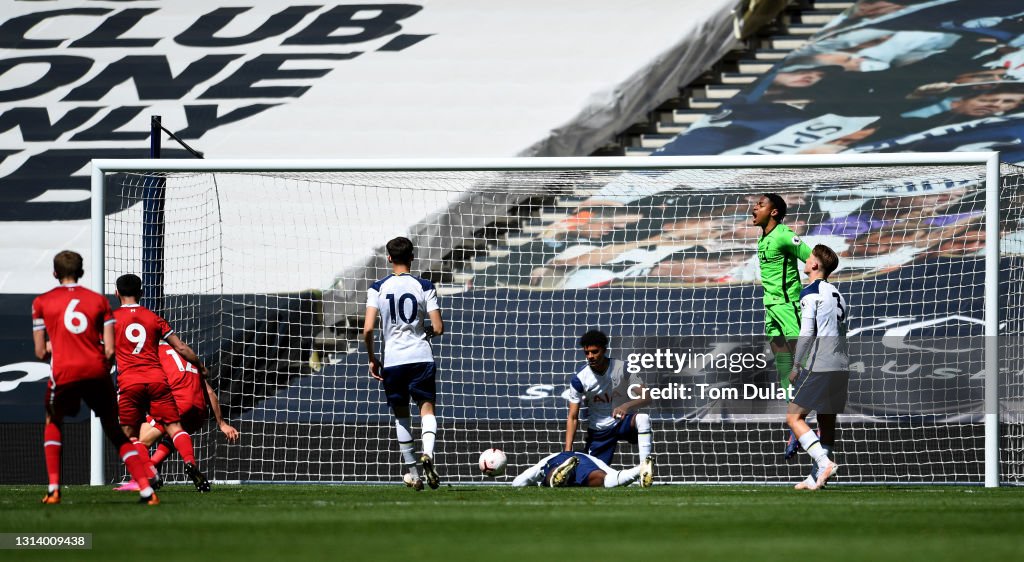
left=159, top=341, right=205, bottom=413
left=113, top=304, right=173, bottom=386
left=32, top=284, right=114, bottom=384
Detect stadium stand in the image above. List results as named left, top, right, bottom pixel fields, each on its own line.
left=596, top=1, right=857, bottom=156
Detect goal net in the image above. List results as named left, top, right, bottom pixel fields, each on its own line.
left=93, top=155, right=1024, bottom=486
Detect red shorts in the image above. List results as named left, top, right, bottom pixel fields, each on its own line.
left=118, top=382, right=180, bottom=428
left=45, top=376, right=118, bottom=421
left=146, top=407, right=205, bottom=434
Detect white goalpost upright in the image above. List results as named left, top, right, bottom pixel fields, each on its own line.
left=89, top=153, right=1017, bottom=487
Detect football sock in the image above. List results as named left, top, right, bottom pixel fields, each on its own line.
left=170, top=431, right=196, bottom=464
left=130, top=437, right=159, bottom=478
left=118, top=442, right=152, bottom=493
left=151, top=437, right=174, bottom=468
left=810, top=443, right=832, bottom=479
left=798, top=430, right=830, bottom=465
left=395, top=417, right=419, bottom=477
left=43, top=423, right=62, bottom=492
left=635, top=413, right=652, bottom=461
left=775, top=351, right=793, bottom=389
left=605, top=466, right=642, bottom=488
left=421, top=414, right=437, bottom=458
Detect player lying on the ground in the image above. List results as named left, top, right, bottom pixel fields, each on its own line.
left=115, top=341, right=239, bottom=491
left=787, top=244, right=849, bottom=490
left=512, top=451, right=653, bottom=488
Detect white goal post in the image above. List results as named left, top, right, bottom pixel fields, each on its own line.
left=89, top=153, right=1018, bottom=487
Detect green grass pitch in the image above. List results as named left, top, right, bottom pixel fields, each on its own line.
left=1, top=484, right=1022, bottom=561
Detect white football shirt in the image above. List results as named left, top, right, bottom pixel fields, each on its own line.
left=794, top=279, right=849, bottom=373
left=566, top=358, right=641, bottom=431
left=366, top=273, right=440, bottom=367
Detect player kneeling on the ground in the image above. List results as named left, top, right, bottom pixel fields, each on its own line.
left=113, top=274, right=212, bottom=493
left=565, top=330, right=653, bottom=467
left=512, top=451, right=654, bottom=488
left=787, top=245, right=849, bottom=490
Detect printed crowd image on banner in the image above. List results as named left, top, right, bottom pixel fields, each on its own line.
left=658, top=0, right=1024, bottom=160
left=468, top=167, right=1023, bottom=290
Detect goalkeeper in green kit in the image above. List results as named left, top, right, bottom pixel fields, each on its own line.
left=751, top=193, right=811, bottom=456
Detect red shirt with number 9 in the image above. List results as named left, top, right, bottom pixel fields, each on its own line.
left=113, top=304, right=174, bottom=386
left=32, top=284, right=115, bottom=384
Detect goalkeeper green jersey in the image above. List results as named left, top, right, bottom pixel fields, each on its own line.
left=757, top=223, right=811, bottom=305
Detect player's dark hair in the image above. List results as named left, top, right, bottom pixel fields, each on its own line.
left=579, top=329, right=609, bottom=349
left=763, top=193, right=787, bottom=221
left=813, top=244, right=840, bottom=278
left=53, top=250, right=84, bottom=281
left=116, top=274, right=144, bottom=298
left=386, top=237, right=414, bottom=266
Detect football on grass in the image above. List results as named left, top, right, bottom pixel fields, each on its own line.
left=478, top=448, right=507, bottom=477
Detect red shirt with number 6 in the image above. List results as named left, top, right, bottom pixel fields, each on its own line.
left=31, top=284, right=115, bottom=384
left=113, top=304, right=174, bottom=386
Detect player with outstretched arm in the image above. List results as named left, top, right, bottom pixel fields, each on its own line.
left=113, top=274, right=212, bottom=495
left=512, top=451, right=654, bottom=488
left=787, top=244, right=848, bottom=490
left=31, top=251, right=156, bottom=504
left=364, top=237, right=444, bottom=491
left=564, top=330, right=653, bottom=468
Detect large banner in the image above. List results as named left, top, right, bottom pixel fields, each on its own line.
left=657, top=0, right=1024, bottom=163
left=0, top=0, right=740, bottom=294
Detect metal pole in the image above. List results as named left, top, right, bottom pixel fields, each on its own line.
left=93, top=152, right=999, bottom=173
left=984, top=153, right=1001, bottom=488
left=89, top=165, right=105, bottom=485
left=142, top=116, right=166, bottom=315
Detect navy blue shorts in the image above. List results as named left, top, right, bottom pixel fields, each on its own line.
left=792, top=370, right=849, bottom=414
left=381, top=362, right=437, bottom=409
left=585, top=413, right=638, bottom=465
left=543, top=452, right=603, bottom=487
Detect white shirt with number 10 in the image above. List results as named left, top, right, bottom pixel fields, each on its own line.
left=367, top=273, right=440, bottom=368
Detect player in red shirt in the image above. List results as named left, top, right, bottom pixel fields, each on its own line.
left=115, top=342, right=239, bottom=491
left=31, top=251, right=157, bottom=505
left=113, top=274, right=211, bottom=492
